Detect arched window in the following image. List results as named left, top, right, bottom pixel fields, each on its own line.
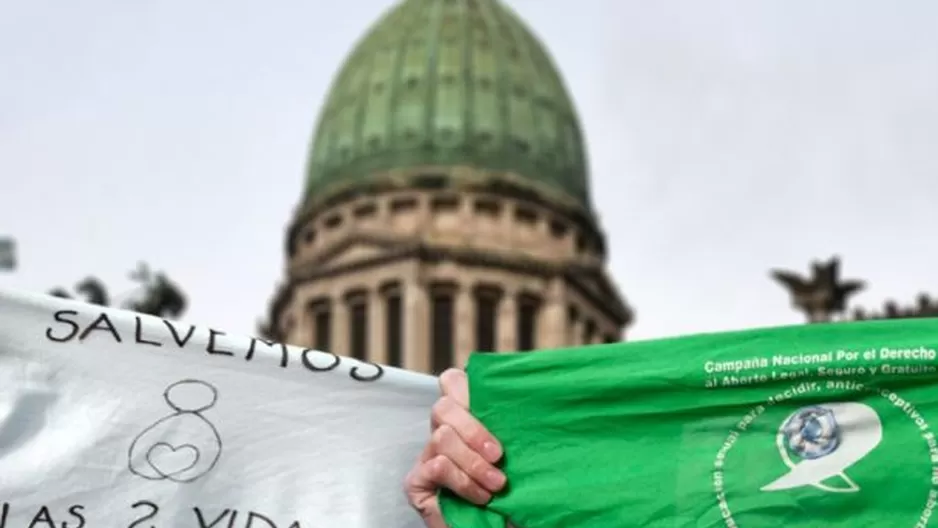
left=430, top=283, right=456, bottom=374
left=310, top=298, right=332, bottom=352
left=583, top=319, right=596, bottom=346
left=383, top=283, right=404, bottom=368
left=517, top=293, right=541, bottom=352
left=346, top=290, right=368, bottom=361
left=474, top=285, right=502, bottom=352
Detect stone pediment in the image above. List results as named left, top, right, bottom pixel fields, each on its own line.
left=565, top=265, right=633, bottom=325
left=317, top=241, right=387, bottom=269
left=293, top=234, right=416, bottom=278
left=580, top=270, right=614, bottom=302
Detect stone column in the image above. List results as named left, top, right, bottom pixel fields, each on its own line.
left=539, top=278, right=566, bottom=349
left=454, top=284, right=475, bottom=368
left=415, top=193, right=431, bottom=238
left=369, top=288, right=386, bottom=365
left=507, top=204, right=520, bottom=250
left=458, top=188, right=474, bottom=246
left=333, top=299, right=349, bottom=357
left=497, top=289, right=517, bottom=352
left=403, top=270, right=429, bottom=373
left=291, top=302, right=313, bottom=348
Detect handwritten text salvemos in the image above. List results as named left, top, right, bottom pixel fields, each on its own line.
left=44, top=309, right=384, bottom=383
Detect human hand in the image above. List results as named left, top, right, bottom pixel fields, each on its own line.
left=404, top=368, right=506, bottom=528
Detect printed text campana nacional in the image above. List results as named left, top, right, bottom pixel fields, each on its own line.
left=704, top=347, right=937, bottom=374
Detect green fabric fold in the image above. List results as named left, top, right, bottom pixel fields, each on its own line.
left=440, top=318, right=938, bottom=527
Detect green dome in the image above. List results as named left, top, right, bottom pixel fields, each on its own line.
left=303, top=0, right=594, bottom=215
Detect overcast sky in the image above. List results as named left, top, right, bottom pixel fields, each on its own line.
left=2, top=0, right=937, bottom=340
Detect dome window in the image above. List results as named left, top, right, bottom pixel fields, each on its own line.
left=353, top=202, right=378, bottom=218
left=431, top=194, right=460, bottom=212
left=473, top=198, right=501, bottom=217
left=549, top=220, right=568, bottom=239
left=514, top=206, right=538, bottom=225
left=414, top=174, right=447, bottom=189
left=390, top=196, right=418, bottom=213
left=324, top=214, right=343, bottom=229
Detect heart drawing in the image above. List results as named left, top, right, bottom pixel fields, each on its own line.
left=146, top=442, right=200, bottom=478
left=128, top=380, right=223, bottom=483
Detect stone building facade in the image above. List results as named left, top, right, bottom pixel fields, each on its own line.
left=264, top=0, right=632, bottom=374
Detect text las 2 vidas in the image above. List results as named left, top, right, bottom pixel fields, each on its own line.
left=43, top=308, right=384, bottom=383
left=0, top=501, right=303, bottom=528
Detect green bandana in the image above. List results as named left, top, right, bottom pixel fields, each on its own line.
left=439, top=318, right=938, bottom=527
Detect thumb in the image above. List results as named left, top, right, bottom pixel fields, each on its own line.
left=405, top=460, right=447, bottom=528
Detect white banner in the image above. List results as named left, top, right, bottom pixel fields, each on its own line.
left=0, top=288, right=436, bottom=528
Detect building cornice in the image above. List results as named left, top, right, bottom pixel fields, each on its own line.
left=285, top=169, right=609, bottom=258
left=275, top=234, right=633, bottom=327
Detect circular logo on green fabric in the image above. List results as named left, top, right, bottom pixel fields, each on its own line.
left=712, top=381, right=938, bottom=527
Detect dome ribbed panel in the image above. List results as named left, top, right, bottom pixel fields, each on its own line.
left=303, top=0, right=592, bottom=213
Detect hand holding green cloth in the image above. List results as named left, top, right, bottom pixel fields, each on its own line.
left=439, top=319, right=938, bottom=527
